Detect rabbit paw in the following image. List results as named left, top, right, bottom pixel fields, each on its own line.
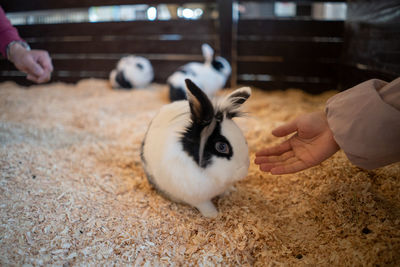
left=195, top=201, right=218, bottom=218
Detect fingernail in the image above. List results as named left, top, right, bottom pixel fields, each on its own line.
left=34, top=66, right=44, bottom=76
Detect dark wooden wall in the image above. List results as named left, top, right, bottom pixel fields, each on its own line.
left=10, top=20, right=218, bottom=84
left=0, top=0, right=215, bottom=12
left=339, top=0, right=400, bottom=90
left=236, top=19, right=344, bottom=93
left=0, top=0, right=398, bottom=92
left=0, top=0, right=219, bottom=85
left=235, top=0, right=346, bottom=93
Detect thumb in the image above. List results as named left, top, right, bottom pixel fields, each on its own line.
left=272, top=119, right=298, bottom=137
left=26, top=74, right=40, bottom=83
left=24, top=57, right=44, bottom=77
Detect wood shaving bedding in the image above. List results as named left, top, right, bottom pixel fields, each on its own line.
left=0, top=79, right=399, bottom=266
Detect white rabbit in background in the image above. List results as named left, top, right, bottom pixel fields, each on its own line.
left=141, top=79, right=251, bottom=218
left=109, top=55, right=154, bottom=89
left=167, top=44, right=232, bottom=101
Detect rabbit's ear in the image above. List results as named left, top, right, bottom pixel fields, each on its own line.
left=201, top=43, right=214, bottom=65
left=217, top=87, right=251, bottom=119
left=185, top=79, right=214, bottom=125
left=226, top=87, right=251, bottom=106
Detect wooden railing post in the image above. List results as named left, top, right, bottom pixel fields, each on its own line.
left=217, top=0, right=237, bottom=89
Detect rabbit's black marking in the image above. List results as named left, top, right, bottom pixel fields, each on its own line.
left=141, top=78, right=251, bottom=218
left=115, top=71, right=132, bottom=89
left=181, top=123, right=233, bottom=168
left=179, top=80, right=234, bottom=168
left=136, top=63, right=144, bottom=70
left=169, top=85, right=186, bottom=102
left=168, top=68, right=198, bottom=101
left=211, top=59, right=224, bottom=72
left=185, top=79, right=214, bottom=125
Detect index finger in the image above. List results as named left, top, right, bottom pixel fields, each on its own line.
left=272, top=119, right=298, bottom=137
left=37, top=53, right=53, bottom=72
left=255, top=139, right=291, bottom=157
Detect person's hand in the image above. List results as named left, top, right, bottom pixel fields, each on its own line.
left=8, top=42, right=53, bottom=83
left=255, top=111, right=340, bottom=174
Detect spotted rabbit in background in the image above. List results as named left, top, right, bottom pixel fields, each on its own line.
left=167, top=44, right=231, bottom=102
left=109, top=55, right=154, bottom=89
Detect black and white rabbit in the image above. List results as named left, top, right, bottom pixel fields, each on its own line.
left=141, top=79, right=251, bottom=218
left=109, top=55, right=154, bottom=89
left=167, top=44, right=231, bottom=102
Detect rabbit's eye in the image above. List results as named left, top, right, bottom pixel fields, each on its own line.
left=215, top=142, right=229, bottom=154
left=136, top=63, right=144, bottom=70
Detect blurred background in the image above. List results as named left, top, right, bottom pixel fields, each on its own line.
left=0, top=0, right=399, bottom=93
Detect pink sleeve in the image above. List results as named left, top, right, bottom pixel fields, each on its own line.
left=326, top=78, right=400, bottom=170
left=0, top=6, right=24, bottom=58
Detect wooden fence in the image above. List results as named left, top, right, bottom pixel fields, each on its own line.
left=339, top=0, right=400, bottom=90
left=236, top=18, right=344, bottom=93
left=0, top=0, right=398, bottom=93
left=0, top=0, right=220, bottom=86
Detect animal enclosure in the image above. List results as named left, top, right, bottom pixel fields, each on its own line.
left=0, top=0, right=399, bottom=266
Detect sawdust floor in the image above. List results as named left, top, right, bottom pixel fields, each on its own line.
left=0, top=79, right=399, bottom=266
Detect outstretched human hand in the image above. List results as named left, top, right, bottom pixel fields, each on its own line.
left=255, top=111, right=340, bottom=174
left=8, top=42, right=53, bottom=83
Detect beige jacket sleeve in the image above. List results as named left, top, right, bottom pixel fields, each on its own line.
left=325, top=78, right=400, bottom=170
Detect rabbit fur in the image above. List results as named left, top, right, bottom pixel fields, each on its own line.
left=141, top=79, right=251, bottom=218
left=109, top=55, right=154, bottom=89
left=167, top=44, right=231, bottom=102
